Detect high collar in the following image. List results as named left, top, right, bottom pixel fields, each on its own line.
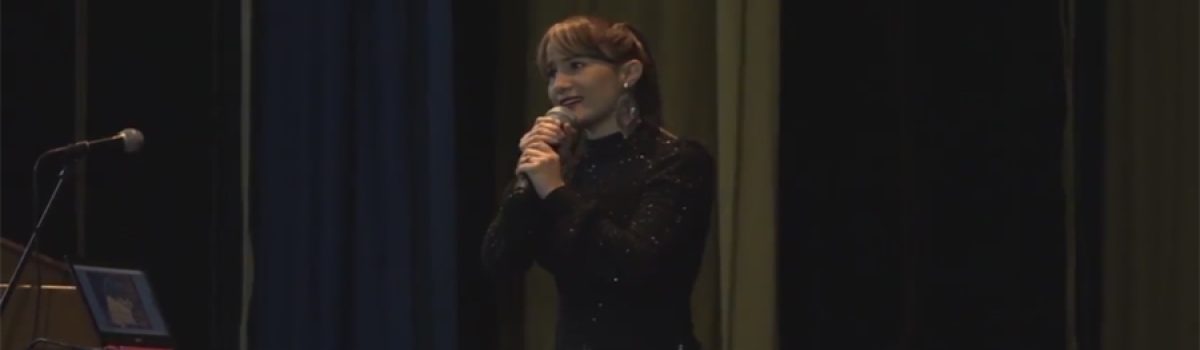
left=582, top=122, right=655, bottom=159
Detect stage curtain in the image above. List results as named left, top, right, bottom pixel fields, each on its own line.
left=1102, top=0, right=1199, bottom=348
left=715, top=0, right=779, bottom=348
left=248, top=0, right=458, bottom=348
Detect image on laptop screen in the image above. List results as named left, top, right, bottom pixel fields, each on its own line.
left=71, top=264, right=170, bottom=339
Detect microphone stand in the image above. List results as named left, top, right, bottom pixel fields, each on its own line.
left=0, top=161, right=73, bottom=313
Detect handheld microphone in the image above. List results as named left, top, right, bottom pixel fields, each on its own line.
left=545, top=106, right=576, bottom=127
left=516, top=107, right=576, bottom=191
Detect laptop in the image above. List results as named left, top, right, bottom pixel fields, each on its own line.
left=68, top=263, right=173, bottom=350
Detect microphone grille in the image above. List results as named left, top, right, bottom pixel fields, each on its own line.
left=546, top=106, right=577, bottom=126
left=120, top=128, right=144, bottom=153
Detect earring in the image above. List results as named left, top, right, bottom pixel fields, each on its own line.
left=615, top=92, right=641, bottom=136
left=622, top=82, right=629, bottom=89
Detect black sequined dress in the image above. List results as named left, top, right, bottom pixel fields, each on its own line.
left=482, top=122, right=715, bottom=350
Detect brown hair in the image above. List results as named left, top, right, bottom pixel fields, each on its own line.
left=536, top=16, right=663, bottom=127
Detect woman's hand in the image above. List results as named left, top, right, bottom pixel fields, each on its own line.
left=514, top=115, right=576, bottom=197
left=515, top=141, right=565, bottom=198
left=518, top=116, right=577, bottom=156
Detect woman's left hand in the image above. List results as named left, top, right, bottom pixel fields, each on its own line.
left=515, top=141, right=565, bottom=198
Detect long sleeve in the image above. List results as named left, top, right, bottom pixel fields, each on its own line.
left=480, top=179, right=540, bottom=278
left=539, top=142, right=715, bottom=287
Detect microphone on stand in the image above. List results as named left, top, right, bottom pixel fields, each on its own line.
left=515, top=107, right=576, bottom=192
left=0, top=128, right=145, bottom=313
left=45, top=128, right=144, bottom=158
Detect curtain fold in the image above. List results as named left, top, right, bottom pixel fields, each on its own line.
left=249, top=0, right=457, bottom=348
left=715, top=0, right=779, bottom=348
left=1102, top=0, right=1199, bottom=348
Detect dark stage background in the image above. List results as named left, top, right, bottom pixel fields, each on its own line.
left=2, top=0, right=243, bottom=348
left=777, top=0, right=1108, bottom=349
left=3, top=0, right=1194, bottom=349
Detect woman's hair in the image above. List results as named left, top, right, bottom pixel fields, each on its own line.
left=536, top=16, right=663, bottom=127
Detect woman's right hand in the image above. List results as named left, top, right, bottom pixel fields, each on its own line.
left=518, top=116, right=576, bottom=153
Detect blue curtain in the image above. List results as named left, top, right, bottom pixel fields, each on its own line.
left=249, top=0, right=456, bottom=348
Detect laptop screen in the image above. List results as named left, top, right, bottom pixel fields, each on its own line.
left=71, top=264, right=170, bottom=338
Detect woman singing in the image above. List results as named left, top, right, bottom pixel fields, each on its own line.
left=482, top=15, right=714, bottom=350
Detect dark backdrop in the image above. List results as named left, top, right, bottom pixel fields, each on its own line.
left=1, top=0, right=244, bottom=349
left=248, top=0, right=458, bottom=348
left=5, top=0, right=1122, bottom=348
left=778, top=0, right=1105, bottom=349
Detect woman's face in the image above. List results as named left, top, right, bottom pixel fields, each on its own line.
left=543, top=46, right=626, bottom=126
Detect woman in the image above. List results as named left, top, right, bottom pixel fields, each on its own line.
left=482, top=15, right=714, bottom=350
